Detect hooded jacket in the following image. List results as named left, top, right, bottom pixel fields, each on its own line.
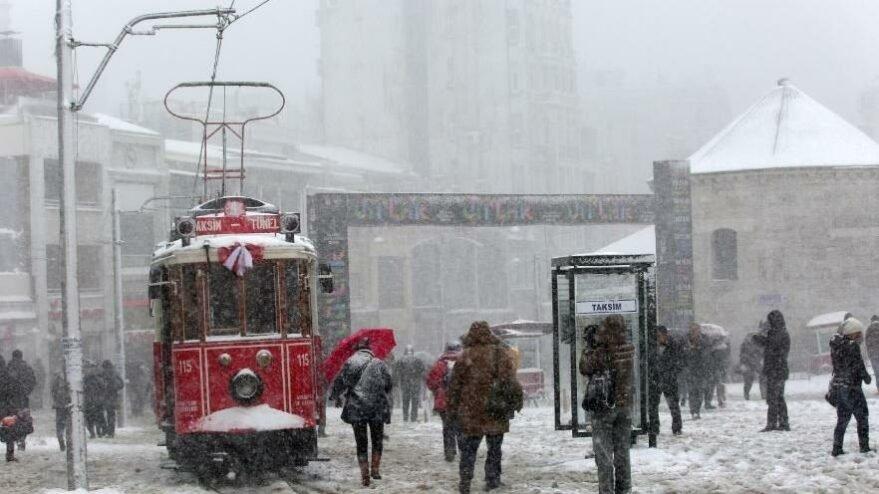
left=330, top=348, right=393, bottom=424
left=447, top=324, right=517, bottom=436
left=753, top=310, right=790, bottom=381
left=426, top=350, right=460, bottom=412
left=830, top=334, right=871, bottom=388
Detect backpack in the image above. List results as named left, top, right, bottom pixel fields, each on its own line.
left=485, top=348, right=524, bottom=421
left=582, top=351, right=617, bottom=413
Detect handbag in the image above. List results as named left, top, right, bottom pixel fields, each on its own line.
left=582, top=350, right=617, bottom=413
left=486, top=347, right=524, bottom=421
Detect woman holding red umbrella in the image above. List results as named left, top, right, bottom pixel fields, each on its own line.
left=329, top=338, right=394, bottom=487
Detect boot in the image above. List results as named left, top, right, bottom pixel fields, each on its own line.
left=459, top=481, right=471, bottom=494
left=832, top=445, right=846, bottom=457
left=58, top=438, right=66, bottom=452
left=358, top=458, right=371, bottom=487
left=370, top=452, right=382, bottom=480
left=859, top=433, right=871, bottom=453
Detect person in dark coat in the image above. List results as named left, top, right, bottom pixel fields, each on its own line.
left=6, top=350, right=35, bottom=451
left=864, top=315, right=879, bottom=394
left=686, top=323, right=710, bottom=419
left=447, top=321, right=519, bottom=494
left=829, top=318, right=872, bottom=456
left=426, top=340, right=463, bottom=462
left=753, top=310, right=791, bottom=431
left=100, top=360, right=124, bottom=438
left=580, top=315, right=636, bottom=494
left=51, top=371, right=70, bottom=451
left=5, top=350, right=35, bottom=412
left=32, top=359, right=45, bottom=410
left=329, top=338, right=393, bottom=487
left=394, top=345, right=426, bottom=422
left=649, top=325, right=686, bottom=435
left=83, top=361, right=107, bottom=438
left=739, top=332, right=766, bottom=400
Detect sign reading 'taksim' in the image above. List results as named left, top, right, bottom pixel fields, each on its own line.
left=576, top=299, right=638, bottom=315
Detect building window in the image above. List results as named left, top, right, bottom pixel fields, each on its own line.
left=77, top=245, right=103, bottom=291
left=377, top=257, right=405, bottom=309
left=712, top=228, right=738, bottom=280
left=120, top=212, right=155, bottom=268
left=44, top=159, right=101, bottom=205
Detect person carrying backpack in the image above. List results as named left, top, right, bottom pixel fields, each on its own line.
left=426, top=340, right=463, bottom=462
left=329, top=338, right=393, bottom=487
left=447, top=321, right=522, bottom=494
left=579, top=315, right=636, bottom=494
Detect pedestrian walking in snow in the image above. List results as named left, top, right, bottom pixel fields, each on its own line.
left=649, top=325, right=686, bottom=435
left=739, top=331, right=765, bottom=400
left=580, top=315, right=635, bottom=494
left=50, top=371, right=70, bottom=451
left=83, top=361, right=107, bottom=438
left=447, top=321, right=522, bottom=494
left=753, top=310, right=790, bottom=432
left=426, top=340, right=463, bottom=461
left=32, top=359, right=45, bottom=410
left=5, top=350, right=35, bottom=452
left=828, top=318, right=872, bottom=456
left=864, top=315, right=879, bottom=394
left=394, top=345, right=426, bottom=422
left=329, top=338, right=393, bottom=487
left=686, top=323, right=710, bottom=419
left=100, top=360, right=124, bottom=438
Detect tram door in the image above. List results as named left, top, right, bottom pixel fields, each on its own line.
left=551, top=254, right=655, bottom=441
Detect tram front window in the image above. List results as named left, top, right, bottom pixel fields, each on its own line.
left=245, top=263, right=277, bottom=334
left=209, top=265, right=241, bottom=334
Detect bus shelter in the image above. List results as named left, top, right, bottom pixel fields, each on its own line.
left=551, top=253, right=656, bottom=446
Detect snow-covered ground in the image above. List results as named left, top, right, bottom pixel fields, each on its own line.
left=3, top=375, right=879, bottom=493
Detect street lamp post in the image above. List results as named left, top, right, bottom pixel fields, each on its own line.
left=55, top=4, right=235, bottom=489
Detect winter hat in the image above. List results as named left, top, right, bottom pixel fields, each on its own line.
left=841, top=317, right=864, bottom=337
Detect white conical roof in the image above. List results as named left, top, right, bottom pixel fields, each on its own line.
left=688, top=80, right=879, bottom=174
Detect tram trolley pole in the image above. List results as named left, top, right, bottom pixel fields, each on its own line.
left=55, top=3, right=235, bottom=489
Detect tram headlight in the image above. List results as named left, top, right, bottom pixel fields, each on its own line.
left=176, top=216, right=196, bottom=238
left=230, top=368, right=263, bottom=405
left=218, top=353, right=232, bottom=367
left=255, top=349, right=273, bottom=369
left=280, top=213, right=301, bottom=234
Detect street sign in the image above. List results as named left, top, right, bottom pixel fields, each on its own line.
left=576, top=299, right=638, bottom=315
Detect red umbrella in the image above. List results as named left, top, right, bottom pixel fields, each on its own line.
left=321, top=328, right=397, bottom=383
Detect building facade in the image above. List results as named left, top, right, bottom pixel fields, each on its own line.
left=685, top=80, right=879, bottom=369
left=318, top=0, right=586, bottom=194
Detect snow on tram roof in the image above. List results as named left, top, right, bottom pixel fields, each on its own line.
left=154, top=233, right=315, bottom=259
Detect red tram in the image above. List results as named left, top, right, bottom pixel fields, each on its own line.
left=149, top=195, right=332, bottom=477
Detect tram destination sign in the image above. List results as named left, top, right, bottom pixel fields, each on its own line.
left=196, top=213, right=280, bottom=235
left=576, top=299, right=639, bottom=315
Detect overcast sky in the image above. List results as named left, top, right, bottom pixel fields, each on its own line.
left=13, top=0, right=879, bottom=132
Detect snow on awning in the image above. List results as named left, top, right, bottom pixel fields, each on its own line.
left=591, top=226, right=655, bottom=256
left=806, top=311, right=850, bottom=328
left=689, top=80, right=879, bottom=174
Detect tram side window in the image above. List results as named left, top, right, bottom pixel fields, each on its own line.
left=245, top=263, right=277, bottom=334
left=209, top=265, right=241, bottom=333
left=285, top=261, right=310, bottom=334
left=181, top=266, right=201, bottom=340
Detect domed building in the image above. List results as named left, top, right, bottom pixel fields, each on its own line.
left=685, top=79, right=879, bottom=368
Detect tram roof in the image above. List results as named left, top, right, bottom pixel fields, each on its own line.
left=153, top=233, right=316, bottom=265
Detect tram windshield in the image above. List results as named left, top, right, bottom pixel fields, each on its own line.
left=172, top=258, right=313, bottom=341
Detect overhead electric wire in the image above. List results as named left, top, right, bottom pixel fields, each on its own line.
left=229, top=0, right=274, bottom=25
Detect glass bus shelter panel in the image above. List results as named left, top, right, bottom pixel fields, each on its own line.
left=553, top=272, right=573, bottom=430
left=570, top=271, right=642, bottom=436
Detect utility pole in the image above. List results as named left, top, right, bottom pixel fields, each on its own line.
left=54, top=4, right=235, bottom=490
left=112, top=190, right=128, bottom=428
left=55, top=0, right=87, bottom=488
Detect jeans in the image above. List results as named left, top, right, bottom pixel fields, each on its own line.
left=743, top=372, right=766, bottom=400
left=592, top=408, right=632, bottom=494
left=649, top=378, right=682, bottom=434
left=688, top=373, right=706, bottom=416
left=401, top=385, right=420, bottom=422
left=352, top=421, right=384, bottom=461
left=439, top=411, right=460, bottom=460
left=833, top=386, right=869, bottom=451
left=85, top=405, right=106, bottom=438
left=871, top=357, right=879, bottom=393
left=766, top=378, right=788, bottom=429
left=459, top=434, right=503, bottom=487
